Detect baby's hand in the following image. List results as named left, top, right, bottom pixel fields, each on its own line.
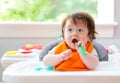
left=75, top=40, right=86, bottom=49
left=58, top=49, right=73, bottom=61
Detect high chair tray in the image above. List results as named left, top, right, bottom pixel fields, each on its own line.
left=2, top=59, right=120, bottom=83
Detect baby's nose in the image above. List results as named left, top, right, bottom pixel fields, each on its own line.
left=72, top=31, right=78, bottom=36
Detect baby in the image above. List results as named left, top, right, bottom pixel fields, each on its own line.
left=43, top=12, right=99, bottom=71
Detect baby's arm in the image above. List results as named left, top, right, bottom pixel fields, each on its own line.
left=77, top=47, right=99, bottom=70
left=43, top=49, right=73, bottom=66
left=74, top=40, right=99, bottom=70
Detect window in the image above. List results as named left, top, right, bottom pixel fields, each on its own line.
left=95, top=0, right=117, bottom=38
left=0, top=0, right=97, bottom=22
left=97, top=0, right=114, bottom=22
left=0, top=0, right=117, bottom=38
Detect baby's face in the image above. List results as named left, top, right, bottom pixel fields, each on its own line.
left=64, top=20, right=89, bottom=50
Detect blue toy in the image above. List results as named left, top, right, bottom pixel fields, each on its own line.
left=35, top=66, right=54, bottom=71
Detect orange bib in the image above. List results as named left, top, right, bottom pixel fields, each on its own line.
left=55, top=41, right=93, bottom=71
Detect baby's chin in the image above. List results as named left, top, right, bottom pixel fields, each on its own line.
left=68, top=45, right=76, bottom=51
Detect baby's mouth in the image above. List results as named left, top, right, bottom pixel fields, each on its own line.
left=72, top=39, right=78, bottom=44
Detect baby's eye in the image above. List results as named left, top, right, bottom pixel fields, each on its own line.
left=78, top=29, right=83, bottom=32
left=68, top=28, right=72, bottom=32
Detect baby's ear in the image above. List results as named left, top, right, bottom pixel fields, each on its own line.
left=88, top=34, right=93, bottom=40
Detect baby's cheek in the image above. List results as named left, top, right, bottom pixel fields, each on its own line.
left=82, top=34, right=88, bottom=41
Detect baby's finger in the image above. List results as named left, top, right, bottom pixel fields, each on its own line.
left=63, top=49, right=72, bottom=54
left=61, top=49, right=72, bottom=60
left=62, top=54, right=73, bottom=60
left=69, top=54, right=73, bottom=58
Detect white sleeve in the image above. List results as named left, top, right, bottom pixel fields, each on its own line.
left=90, top=48, right=98, bottom=57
